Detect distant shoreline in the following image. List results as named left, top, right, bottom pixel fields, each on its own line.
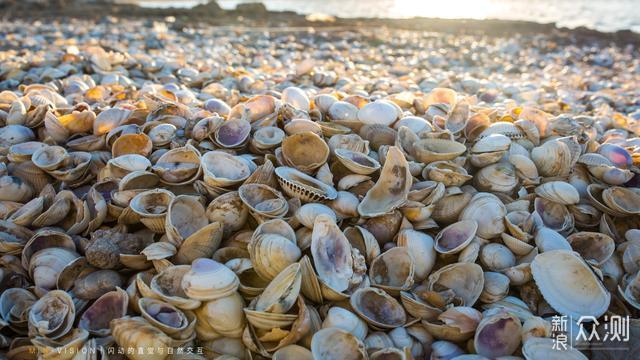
left=2, top=1, right=639, bottom=47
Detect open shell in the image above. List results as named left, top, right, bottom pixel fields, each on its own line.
left=531, top=250, right=610, bottom=318
left=426, top=262, right=484, bottom=306
left=281, top=131, right=329, bottom=173
left=275, top=166, right=338, bottom=203
left=358, top=146, right=411, bottom=218
left=202, top=151, right=252, bottom=187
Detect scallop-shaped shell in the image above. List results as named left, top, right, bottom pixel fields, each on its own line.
left=111, top=316, right=173, bottom=360
left=357, top=146, right=411, bottom=218
left=350, top=287, right=406, bottom=329
left=311, top=327, right=367, bottom=360
left=412, top=138, right=466, bottom=164
left=275, top=166, right=338, bottom=203
left=531, top=250, right=610, bottom=318
left=152, top=145, right=202, bottom=185
left=434, top=220, right=478, bottom=254
left=426, top=262, right=484, bottom=306
left=335, top=148, right=381, bottom=175
left=202, top=151, right=252, bottom=187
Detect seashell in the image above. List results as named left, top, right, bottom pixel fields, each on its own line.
left=282, top=87, right=310, bottom=111
left=358, top=100, right=399, bottom=126
left=350, top=287, right=406, bottom=329
left=280, top=131, right=329, bottom=174
left=249, top=224, right=301, bottom=281
left=311, top=214, right=365, bottom=298
left=445, top=100, right=469, bottom=134
left=328, top=101, right=359, bottom=121
left=255, top=262, right=301, bottom=314
left=480, top=272, right=511, bottom=303
left=165, top=195, right=209, bottom=246
left=78, top=287, right=128, bottom=336
left=359, top=124, right=397, bottom=150
left=111, top=133, right=153, bottom=158
left=474, top=162, right=518, bottom=193
left=566, top=232, right=614, bottom=265
left=430, top=340, right=465, bottom=360
left=151, top=265, right=202, bottom=310
left=202, top=151, right=252, bottom=187
left=173, top=221, right=223, bottom=264
left=480, top=243, right=516, bottom=271
left=369, top=247, right=415, bottom=295
left=426, top=262, right=484, bottom=306
left=422, top=306, right=482, bottom=342
left=74, top=269, right=123, bottom=300
left=322, top=307, right=368, bottom=340
left=138, top=297, right=193, bottom=338
left=31, top=328, right=89, bottom=360
left=295, top=203, right=336, bottom=229
left=275, top=166, right=337, bottom=203
left=424, top=161, right=472, bottom=187
left=335, top=148, right=381, bottom=175
left=473, top=311, right=521, bottom=358
left=152, top=145, right=202, bottom=185
left=434, top=220, right=478, bottom=254
left=110, top=316, right=174, bottom=360
left=531, top=250, right=610, bottom=318
left=534, top=227, right=571, bottom=253
left=107, top=154, right=152, bottom=178
left=534, top=197, right=574, bottom=234
left=214, top=118, right=251, bottom=149
left=0, top=125, right=35, bottom=152
left=93, top=108, right=131, bottom=136
left=535, top=181, right=580, bottom=205
left=239, top=183, right=289, bottom=221
left=0, top=288, right=37, bottom=334
left=195, top=291, right=245, bottom=338
left=130, top=189, right=174, bottom=233
left=460, top=193, right=506, bottom=239
left=358, top=146, right=411, bottom=218
left=28, top=290, right=75, bottom=340
left=522, top=337, right=588, bottom=360
left=412, top=138, right=466, bottom=164
left=273, top=345, right=313, bottom=360
left=396, top=229, right=435, bottom=281
left=311, top=327, right=367, bottom=360
left=531, top=139, right=572, bottom=177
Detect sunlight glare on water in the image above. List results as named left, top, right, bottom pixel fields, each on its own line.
left=126, top=0, right=640, bottom=33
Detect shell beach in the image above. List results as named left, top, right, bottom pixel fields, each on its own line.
left=0, top=2, right=639, bottom=359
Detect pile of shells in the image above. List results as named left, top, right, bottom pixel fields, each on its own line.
left=0, top=17, right=640, bottom=360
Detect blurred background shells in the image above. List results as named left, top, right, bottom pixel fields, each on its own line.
left=0, top=14, right=638, bottom=360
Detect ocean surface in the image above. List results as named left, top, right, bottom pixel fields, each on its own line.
left=123, top=0, right=640, bottom=33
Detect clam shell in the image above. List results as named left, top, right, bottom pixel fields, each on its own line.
left=531, top=250, right=610, bottom=318
left=358, top=146, right=411, bottom=218
left=275, top=166, right=337, bottom=203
